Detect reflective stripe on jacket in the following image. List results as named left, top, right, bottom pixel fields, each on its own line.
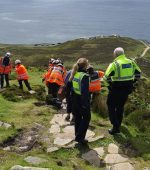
left=89, top=71, right=104, bottom=92
left=15, top=64, right=29, bottom=80
left=48, top=66, right=66, bottom=86
left=104, top=54, right=141, bottom=82
left=72, top=72, right=88, bottom=95
left=0, top=57, right=11, bottom=74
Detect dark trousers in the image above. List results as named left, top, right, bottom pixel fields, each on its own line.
left=107, top=87, right=130, bottom=130
left=72, top=93, right=91, bottom=141
left=66, top=93, right=72, bottom=114
left=0, top=74, right=9, bottom=88
left=18, top=79, right=32, bottom=91
left=47, top=82, right=60, bottom=98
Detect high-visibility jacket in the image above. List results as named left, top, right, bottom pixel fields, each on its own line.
left=104, top=54, right=141, bottom=82
left=0, top=57, right=12, bottom=74
left=48, top=65, right=66, bottom=86
left=89, top=71, right=104, bottom=93
left=15, top=64, right=29, bottom=80
left=42, top=69, right=52, bottom=86
left=72, top=72, right=88, bottom=95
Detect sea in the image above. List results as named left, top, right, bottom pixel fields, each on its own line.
left=0, top=0, right=150, bottom=44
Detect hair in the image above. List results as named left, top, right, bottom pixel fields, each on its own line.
left=69, top=58, right=88, bottom=81
left=113, top=47, right=124, bottom=57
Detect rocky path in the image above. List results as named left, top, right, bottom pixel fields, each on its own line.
left=7, top=102, right=138, bottom=170
left=140, top=40, right=150, bottom=58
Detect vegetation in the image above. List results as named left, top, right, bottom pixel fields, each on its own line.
left=0, top=36, right=150, bottom=169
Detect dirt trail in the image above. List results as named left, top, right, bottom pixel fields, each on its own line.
left=140, top=40, right=150, bottom=58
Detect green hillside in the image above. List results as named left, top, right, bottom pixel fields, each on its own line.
left=0, top=36, right=147, bottom=69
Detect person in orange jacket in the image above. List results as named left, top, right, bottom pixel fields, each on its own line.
left=0, top=52, right=12, bottom=88
left=42, top=59, right=57, bottom=94
left=87, top=65, right=104, bottom=103
left=15, top=59, right=32, bottom=91
left=47, top=60, right=66, bottom=98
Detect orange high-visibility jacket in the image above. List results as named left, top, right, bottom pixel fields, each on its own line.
left=0, top=57, right=12, bottom=74
left=48, top=65, right=66, bottom=86
left=43, top=69, right=52, bottom=86
left=89, top=71, right=104, bottom=93
left=15, top=64, right=29, bottom=80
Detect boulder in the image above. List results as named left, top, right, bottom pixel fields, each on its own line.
left=110, top=162, right=134, bottom=170
left=24, top=156, right=47, bottom=165
left=10, top=165, right=50, bottom=170
left=47, top=147, right=59, bottom=153
left=104, top=154, right=128, bottom=164
left=108, top=143, right=119, bottom=154
left=82, top=150, right=101, bottom=167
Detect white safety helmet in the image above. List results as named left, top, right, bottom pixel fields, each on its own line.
left=5, top=52, right=11, bottom=57
left=113, top=47, right=124, bottom=57
left=15, top=59, right=21, bottom=64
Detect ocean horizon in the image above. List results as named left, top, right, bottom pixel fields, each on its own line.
left=0, top=0, right=150, bottom=44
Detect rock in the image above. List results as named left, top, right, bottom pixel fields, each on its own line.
left=88, top=135, right=104, bottom=142
left=3, top=122, right=11, bottom=129
left=93, top=147, right=105, bottom=157
left=18, top=146, right=28, bottom=151
left=50, top=114, right=70, bottom=126
left=82, top=150, right=101, bottom=167
left=34, top=123, right=44, bottom=130
left=63, top=125, right=74, bottom=134
left=86, top=130, right=95, bottom=138
left=63, top=141, right=77, bottom=148
left=3, top=146, right=11, bottom=151
left=29, top=90, right=36, bottom=94
left=110, top=162, right=134, bottom=170
left=24, top=156, right=47, bottom=165
left=0, top=121, right=3, bottom=126
left=49, top=124, right=60, bottom=134
left=54, top=136, right=73, bottom=146
left=10, top=165, right=50, bottom=170
left=27, top=136, right=33, bottom=142
left=108, top=143, right=119, bottom=154
left=104, top=154, right=128, bottom=164
left=47, top=147, right=59, bottom=153
left=143, top=168, right=150, bottom=170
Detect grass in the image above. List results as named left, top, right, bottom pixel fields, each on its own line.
left=0, top=36, right=150, bottom=169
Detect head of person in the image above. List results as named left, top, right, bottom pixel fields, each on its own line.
left=15, top=59, right=21, bottom=65
left=49, top=58, right=54, bottom=64
left=5, top=52, right=11, bottom=58
left=69, top=57, right=89, bottom=81
left=87, top=64, right=94, bottom=74
left=113, top=47, right=124, bottom=58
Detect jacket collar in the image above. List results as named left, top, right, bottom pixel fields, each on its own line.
left=114, top=54, right=126, bottom=61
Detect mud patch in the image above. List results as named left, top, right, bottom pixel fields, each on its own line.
left=2, top=123, right=45, bottom=153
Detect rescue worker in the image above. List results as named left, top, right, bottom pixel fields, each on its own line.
left=15, top=59, right=33, bottom=92
left=69, top=58, right=91, bottom=144
left=0, top=52, right=12, bottom=88
left=42, top=59, right=56, bottom=93
left=104, top=47, right=141, bottom=135
left=87, top=65, right=104, bottom=104
left=47, top=60, right=66, bottom=98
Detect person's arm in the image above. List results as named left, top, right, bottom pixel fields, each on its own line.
left=81, top=75, right=90, bottom=109
left=132, top=61, right=141, bottom=81
left=103, top=63, right=115, bottom=89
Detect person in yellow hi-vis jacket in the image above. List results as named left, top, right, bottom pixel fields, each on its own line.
left=69, top=58, right=91, bottom=144
left=104, top=47, right=141, bottom=135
